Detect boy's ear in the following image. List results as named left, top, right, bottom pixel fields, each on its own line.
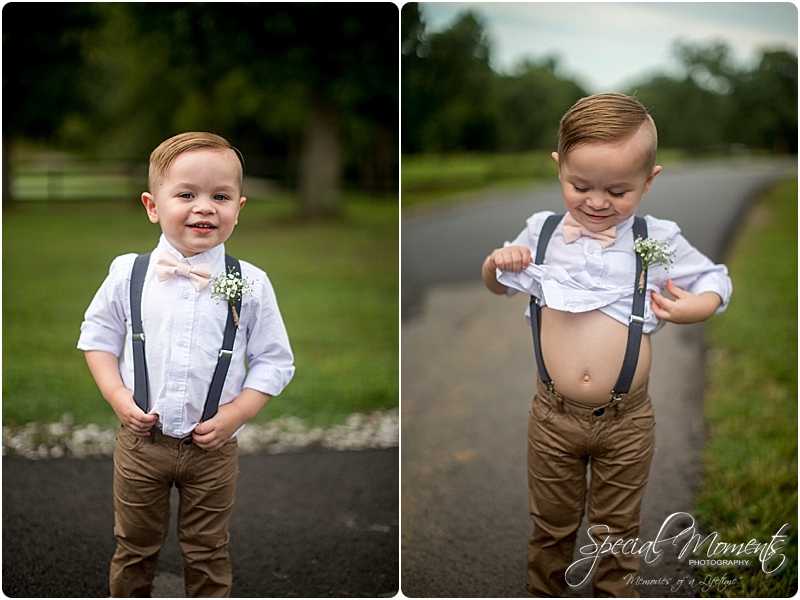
left=642, top=165, right=662, bottom=194
left=141, top=193, right=159, bottom=223
left=235, top=196, right=247, bottom=225
left=551, top=152, right=561, bottom=181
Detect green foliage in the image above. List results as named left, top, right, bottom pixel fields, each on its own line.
left=4, top=4, right=399, bottom=194
left=2, top=3, right=98, bottom=140
left=402, top=8, right=496, bottom=153
left=630, top=40, right=796, bottom=153
left=731, top=50, right=799, bottom=153
left=493, top=59, right=586, bottom=152
left=402, top=4, right=586, bottom=154
left=2, top=196, right=398, bottom=429
left=696, top=178, right=798, bottom=597
left=401, top=3, right=797, bottom=156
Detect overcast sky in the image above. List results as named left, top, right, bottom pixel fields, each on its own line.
left=416, top=2, right=798, bottom=93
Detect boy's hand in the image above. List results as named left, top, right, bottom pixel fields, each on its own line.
left=85, top=350, right=158, bottom=436
left=192, top=402, right=247, bottom=451
left=192, top=388, right=271, bottom=451
left=490, top=246, right=532, bottom=272
left=109, top=388, right=158, bottom=437
left=650, top=280, right=722, bottom=324
left=483, top=245, right=532, bottom=295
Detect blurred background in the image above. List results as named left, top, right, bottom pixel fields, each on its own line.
left=3, top=3, right=399, bottom=436
left=402, top=1, right=797, bottom=208
left=4, top=2, right=398, bottom=212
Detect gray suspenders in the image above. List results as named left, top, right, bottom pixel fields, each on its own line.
left=130, top=254, right=151, bottom=414
left=129, top=252, right=243, bottom=422
left=529, top=214, right=648, bottom=402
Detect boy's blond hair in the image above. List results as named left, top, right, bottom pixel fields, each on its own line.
left=148, top=132, right=245, bottom=191
left=557, top=93, right=658, bottom=172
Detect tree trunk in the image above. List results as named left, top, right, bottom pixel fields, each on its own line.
left=299, top=100, right=342, bottom=217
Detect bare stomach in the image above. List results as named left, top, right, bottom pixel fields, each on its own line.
left=539, top=307, right=651, bottom=405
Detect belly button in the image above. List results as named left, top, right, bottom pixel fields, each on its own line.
left=583, top=373, right=591, bottom=383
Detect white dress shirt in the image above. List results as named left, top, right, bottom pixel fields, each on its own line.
left=78, top=235, right=295, bottom=438
left=497, top=212, right=732, bottom=334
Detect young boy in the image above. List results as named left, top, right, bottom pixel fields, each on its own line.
left=78, top=132, right=295, bottom=597
left=481, top=94, right=731, bottom=597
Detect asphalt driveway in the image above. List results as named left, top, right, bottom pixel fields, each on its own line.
left=3, top=448, right=398, bottom=597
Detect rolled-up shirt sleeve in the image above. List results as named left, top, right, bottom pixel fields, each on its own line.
left=77, top=254, right=136, bottom=355
left=242, top=270, right=295, bottom=397
left=647, top=216, right=732, bottom=315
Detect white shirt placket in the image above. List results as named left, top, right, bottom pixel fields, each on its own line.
left=162, top=273, right=197, bottom=436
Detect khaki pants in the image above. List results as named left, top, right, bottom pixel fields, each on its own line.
left=526, top=379, right=655, bottom=598
left=110, top=427, right=238, bottom=598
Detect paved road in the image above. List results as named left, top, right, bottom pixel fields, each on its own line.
left=400, top=158, right=795, bottom=597
left=3, top=449, right=398, bottom=597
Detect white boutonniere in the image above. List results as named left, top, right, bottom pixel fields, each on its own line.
left=210, top=267, right=254, bottom=328
left=633, top=237, right=675, bottom=293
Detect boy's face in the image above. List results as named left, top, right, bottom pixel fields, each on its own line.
left=552, top=133, right=661, bottom=233
left=142, top=148, right=246, bottom=257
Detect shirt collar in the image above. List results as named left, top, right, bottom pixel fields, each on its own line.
left=156, top=234, right=225, bottom=267
left=613, top=215, right=636, bottom=240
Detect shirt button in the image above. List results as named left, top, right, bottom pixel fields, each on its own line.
left=167, top=425, right=174, bottom=433
left=172, top=383, right=180, bottom=391
left=588, top=246, right=597, bottom=255
left=182, top=290, right=191, bottom=299
left=177, top=338, right=186, bottom=346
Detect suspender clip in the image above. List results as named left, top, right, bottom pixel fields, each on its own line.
left=132, top=333, right=145, bottom=342
left=219, top=349, right=233, bottom=358
left=629, top=314, right=645, bottom=325
left=610, top=392, right=625, bottom=403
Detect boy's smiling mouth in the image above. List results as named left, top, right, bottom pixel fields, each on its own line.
left=582, top=212, right=612, bottom=222
left=188, top=221, right=217, bottom=232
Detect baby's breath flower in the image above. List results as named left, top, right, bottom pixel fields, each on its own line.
left=633, top=236, right=675, bottom=293
left=210, top=267, right=254, bottom=327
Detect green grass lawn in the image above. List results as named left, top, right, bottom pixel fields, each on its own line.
left=3, top=193, right=398, bottom=430
left=401, top=150, right=558, bottom=211
left=695, top=178, right=797, bottom=597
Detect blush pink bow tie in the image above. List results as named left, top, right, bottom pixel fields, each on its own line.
left=562, top=213, right=617, bottom=248
left=155, top=251, right=212, bottom=291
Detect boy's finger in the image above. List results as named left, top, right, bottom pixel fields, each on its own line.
left=666, top=279, right=687, bottom=298
left=650, top=291, right=664, bottom=307
left=650, top=293, right=672, bottom=314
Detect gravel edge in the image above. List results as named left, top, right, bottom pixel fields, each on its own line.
left=2, top=409, right=399, bottom=459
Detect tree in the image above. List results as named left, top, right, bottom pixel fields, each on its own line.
left=628, top=41, right=797, bottom=154
left=493, top=57, right=586, bottom=151
left=2, top=3, right=98, bottom=205
left=402, top=4, right=588, bottom=155
left=733, top=50, right=797, bottom=152
left=402, top=6, right=495, bottom=153
left=5, top=4, right=398, bottom=215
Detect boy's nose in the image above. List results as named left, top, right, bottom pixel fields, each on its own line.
left=193, top=197, right=216, bottom=213
left=585, top=193, right=609, bottom=209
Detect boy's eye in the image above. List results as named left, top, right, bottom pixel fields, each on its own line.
left=609, top=191, right=626, bottom=198
left=573, top=185, right=588, bottom=193
left=214, top=194, right=229, bottom=202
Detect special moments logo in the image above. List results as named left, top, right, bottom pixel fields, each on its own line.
left=565, top=512, right=790, bottom=589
